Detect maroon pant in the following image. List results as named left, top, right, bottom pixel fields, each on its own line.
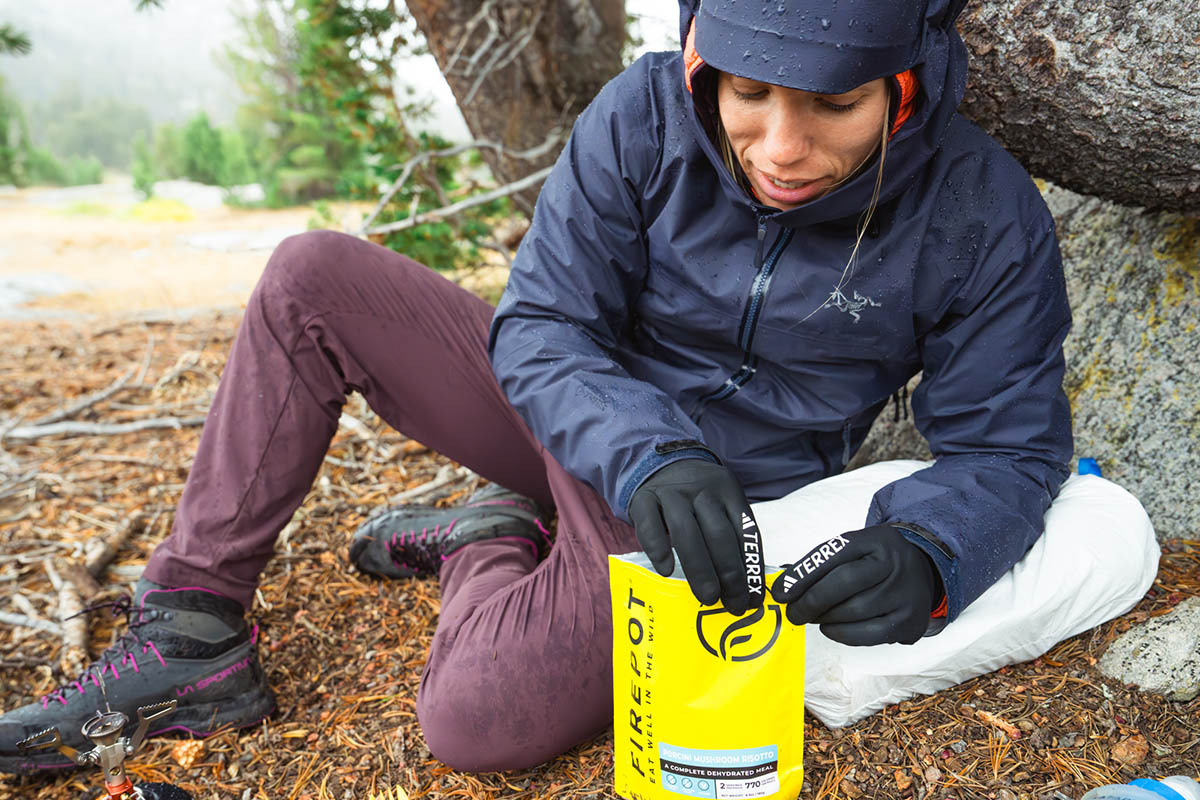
left=143, top=230, right=639, bottom=772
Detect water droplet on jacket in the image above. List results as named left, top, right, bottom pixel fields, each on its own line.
left=820, top=18, right=831, bottom=30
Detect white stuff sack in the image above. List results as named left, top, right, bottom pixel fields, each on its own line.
left=750, top=460, right=1159, bottom=729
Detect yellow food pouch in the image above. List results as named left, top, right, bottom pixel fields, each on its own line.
left=610, top=553, right=804, bottom=800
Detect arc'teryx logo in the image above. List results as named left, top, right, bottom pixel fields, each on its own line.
left=696, top=603, right=783, bottom=662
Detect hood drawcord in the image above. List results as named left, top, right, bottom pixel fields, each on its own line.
left=841, top=421, right=852, bottom=468
left=892, top=384, right=910, bottom=423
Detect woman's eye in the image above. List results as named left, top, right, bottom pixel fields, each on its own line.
left=820, top=98, right=861, bottom=113
left=734, top=89, right=768, bottom=102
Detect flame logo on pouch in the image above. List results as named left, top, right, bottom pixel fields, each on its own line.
left=696, top=603, right=783, bottom=661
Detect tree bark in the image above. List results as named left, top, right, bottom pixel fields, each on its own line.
left=404, top=0, right=626, bottom=218
left=959, top=0, right=1200, bottom=214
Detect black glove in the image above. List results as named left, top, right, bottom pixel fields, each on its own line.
left=629, top=459, right=765, bottom=615
left=770, top=524, right=942, bottom=646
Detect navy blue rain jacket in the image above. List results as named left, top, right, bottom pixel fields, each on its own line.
left=489, top=0, right=1073, bottom=622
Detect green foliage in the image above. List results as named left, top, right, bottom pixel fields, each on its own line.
left=131, top=130, right=156, bottom=197
left=180, top=112, right=225, bottom=185
left=622, top=12, right=648, bottom=67
left=1, top=75, right=105, bottom=188
left=35, top=84, right=152, bottom=169
left=138, top=113, right=257, bottom=189
left=222, top=0, right=520, bottom=268
left=0, top=24, right=32, bottom=56
left=27, top=148, right=103, bottom=186
left=307, top=198, right=336, bottom=230
left=218, top=127, right=254, bottom=187
left=0, top=75, right=30, bottom=186
left=152, top=122, right=186, bottom=179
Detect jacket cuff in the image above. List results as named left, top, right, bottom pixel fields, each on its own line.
left=889, top=521, right=961, bottom=627
left=616, top=442, right=721, bottom=518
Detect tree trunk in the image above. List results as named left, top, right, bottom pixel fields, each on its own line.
left=405, top=0, right=626, bottom=218
left=959, top=0, right=1200, bottom=215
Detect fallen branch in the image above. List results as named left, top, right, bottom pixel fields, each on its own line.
left=294, top=612, right=337, bottom=645
left=0, top=469, right=36, bottom=501
left=90, top=317, right=178, bottom=339
left=388, top=464, right=475, bottom=505
left=85, top=511, right=147, bottom=578
left=1, top=415, right=206, bottom=443
left=364, top=167, right=553, bottom=237
left=0, top=610, right=63, bottom=636
left=59, top=561, right=103, bottom=602
left=44, top=560, right=88, bottom=676
left=133, top=331, right=157, bottom=386
left=338, top=411, right=377, bottom=440
left=0, top=509, right=31, bottom=525
left=79, top=454, right=164, bottom=468
left=30, top=364, right=138, bottom=428
left=154, top=350, right=210, bottom=391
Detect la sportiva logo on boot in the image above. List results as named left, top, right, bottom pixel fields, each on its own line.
left=695, top=603, right=783, bottom=662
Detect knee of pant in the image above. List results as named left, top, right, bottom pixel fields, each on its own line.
left=258, top=229, right=355, bottom=306
left=416, top=683, right=544, bottom=773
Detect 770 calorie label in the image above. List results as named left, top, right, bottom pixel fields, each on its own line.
left=658, top=743, right=780, bottom=799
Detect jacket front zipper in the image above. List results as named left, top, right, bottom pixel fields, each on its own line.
left=693, top=215, right=796, bottom=421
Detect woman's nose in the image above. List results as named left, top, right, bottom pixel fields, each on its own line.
left=761, top=107, right=812, bottom=167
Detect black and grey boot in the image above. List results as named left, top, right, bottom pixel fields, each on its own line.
left=349, top=482, right=551, bottom=579
left=0, top=579, right=275, bottom=775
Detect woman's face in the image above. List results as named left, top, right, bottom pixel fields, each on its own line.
left=716, top=72, right=889, bottom=210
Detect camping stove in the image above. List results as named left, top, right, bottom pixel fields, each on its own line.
left=16, top=699, right=194, bottom=799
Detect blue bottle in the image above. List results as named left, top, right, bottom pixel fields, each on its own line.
left=1082, top=776, right=1200, bottom=800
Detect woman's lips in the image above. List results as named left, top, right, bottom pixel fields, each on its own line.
left=754, top=169, right=828, bottom=206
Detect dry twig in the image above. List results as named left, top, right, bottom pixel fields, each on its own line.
left=85, top=511, right=147, bottom=578
left=0, top=610, right=62, bottom=635
left=2, top=415, right=206, bottom=442
left=364, top=167, right=554, bottom=237
left=44, top=560, right=88, bottom=676
left=29, top=363, right=139, bottom=427
left=387, top=464, right=476, bottom=505
left=362, top=130, right=563, bottom=234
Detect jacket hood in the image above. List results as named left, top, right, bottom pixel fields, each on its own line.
left=677, top=0, right=970, bottom=225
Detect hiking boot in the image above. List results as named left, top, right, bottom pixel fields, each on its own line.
left=0, top=579, right=275, bottom=775
left=349, top=482, right=551, bottom=579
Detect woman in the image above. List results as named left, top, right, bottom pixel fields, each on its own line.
left=2, top=0, right=1074, bottom=777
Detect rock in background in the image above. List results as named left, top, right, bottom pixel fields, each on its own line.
left=1048, top=186, right=1198, bottom=538
left=850, top=185, right=1199, bottom=541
